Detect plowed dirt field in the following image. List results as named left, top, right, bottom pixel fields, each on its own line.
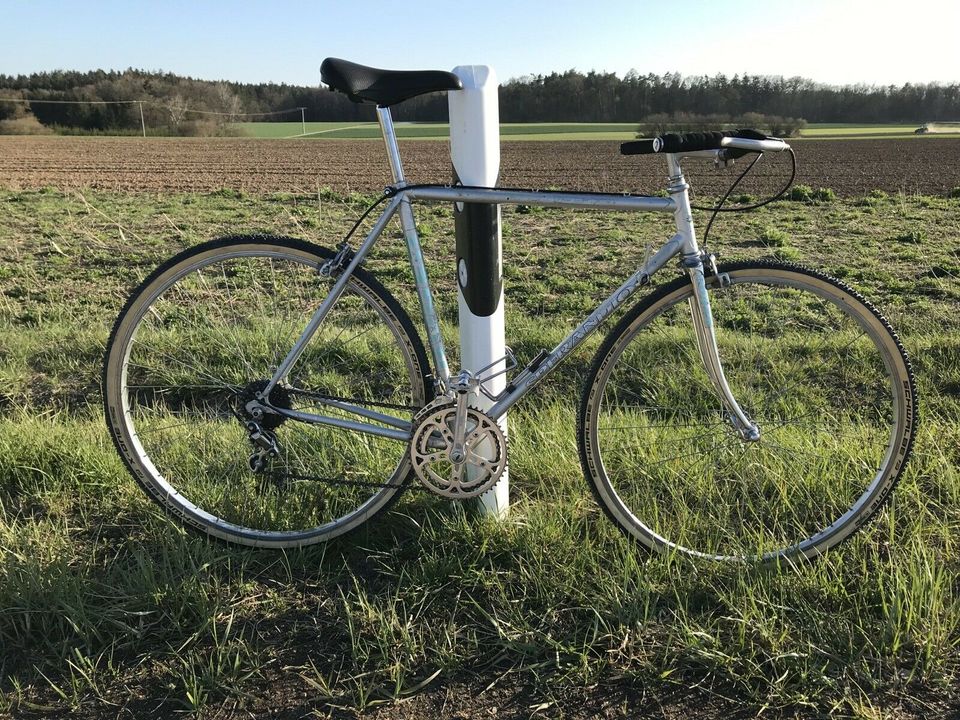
left=2, top=136, right=959, bottom=198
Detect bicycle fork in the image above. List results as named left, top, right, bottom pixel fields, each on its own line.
left=683, top=255, right=761, bottom=442
left=668, top=153, right=760, bottom=443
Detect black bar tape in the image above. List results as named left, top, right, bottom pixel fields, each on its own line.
left=620, top=128, right=768, bottom=156
left=620, top=139, right=658, bottom=155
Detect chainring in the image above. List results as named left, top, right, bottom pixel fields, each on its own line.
left=409, top=398, right=507, bottom=498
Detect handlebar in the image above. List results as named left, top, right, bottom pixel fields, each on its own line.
left=621, top=129, right=790, bottom=158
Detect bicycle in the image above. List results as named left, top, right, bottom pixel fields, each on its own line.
left=103, top=58, right=918, bottom=563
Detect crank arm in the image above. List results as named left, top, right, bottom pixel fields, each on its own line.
left=449, top=386, right=470, bottom=464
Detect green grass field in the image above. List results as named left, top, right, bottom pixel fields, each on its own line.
left=1, top=186, right=959, bottom=717
left=799, top=123, right=960, bottom=139
left=800, top=124, right=923, bottom=136
left=234, top=121, right=960, bottom=141
left=236, top=122, right=665, bottom=141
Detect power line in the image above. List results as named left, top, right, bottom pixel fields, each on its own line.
left=169, top=105, right=305, bottom=118
left=0, top=96, right=306, bottom=118
left=0, top=98, right=141, bottom=105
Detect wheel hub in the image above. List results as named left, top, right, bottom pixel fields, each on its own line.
left=239, top=380, right=292, bottom=430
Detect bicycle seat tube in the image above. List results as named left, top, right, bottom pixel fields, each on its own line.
left=378, top=106, right=452, bottom=388
left=666, top=154, right=760, bottom=441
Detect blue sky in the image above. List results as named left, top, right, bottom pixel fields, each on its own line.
left=2, top=1, right=958, bottom=86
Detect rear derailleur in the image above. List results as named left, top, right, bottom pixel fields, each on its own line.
left=232, top=380, right=292, bottom=474
left=242, top=416, right=293, bottom=494
left=245, top=418, right=279, bottom=473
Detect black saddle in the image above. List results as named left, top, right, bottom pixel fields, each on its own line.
left=320, top=57, right=462, bottom=107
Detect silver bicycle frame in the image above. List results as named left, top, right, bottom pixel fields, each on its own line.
left=265, top=110, right=772, bottom=442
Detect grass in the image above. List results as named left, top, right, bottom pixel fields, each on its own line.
left=797, top=124, right=960, bottom=141
left=798, top=124, right=930, bottom=138
left=1, top=186, right=959, bottom=716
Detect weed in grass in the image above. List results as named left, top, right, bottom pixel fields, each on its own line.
left=773, top=246, right=802, bottom=261
left=208, top=188, right=245, bottom=200
left=515, top=204, right=544, bottom=214
left=758, top=225, right=790, bottom=247
left=923, top=264, right=960, bottom=280
left=788, top=185, right=835, bottom=203
left=895, top=229, right=927, bottom=244
left=173, top=612, right=265, bottom=712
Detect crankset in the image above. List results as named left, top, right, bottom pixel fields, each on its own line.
left=409, top=383, right=508, bottom=498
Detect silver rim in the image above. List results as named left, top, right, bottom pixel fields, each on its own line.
left=105, top=242, right=426, bottom=547
left=584, top=267, right=912, bottom=562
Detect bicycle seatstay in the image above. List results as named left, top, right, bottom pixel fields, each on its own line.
left=262, top=193, right=403, bottom=398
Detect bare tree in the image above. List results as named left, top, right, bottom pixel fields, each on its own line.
left=214, top=82, right=242, bottom=121
left=167, top=92, right=189, bottom=125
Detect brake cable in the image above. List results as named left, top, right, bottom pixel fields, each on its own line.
left=691, top=147, right=797, bottom=248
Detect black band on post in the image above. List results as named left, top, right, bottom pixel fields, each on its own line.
left=455, top=201, right=502, bottom=317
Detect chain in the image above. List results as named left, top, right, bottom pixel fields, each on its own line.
left=285, top=387, right=418, bottom=412
left=266, top=471, right=424, bottom=492
left=241, top=387, right=424, bottom=491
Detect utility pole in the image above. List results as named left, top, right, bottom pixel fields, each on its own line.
left=448, top=66, right=509, bottom=518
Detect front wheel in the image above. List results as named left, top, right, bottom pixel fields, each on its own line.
left=578, top=261, right=917, bottom=563
left=104, top=236, right=431, bottom=548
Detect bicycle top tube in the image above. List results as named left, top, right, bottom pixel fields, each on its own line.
left=402, top=185, right=676, bottom=213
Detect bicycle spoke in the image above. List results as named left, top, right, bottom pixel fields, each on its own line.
left=599, top=417, right=730, bottom=431
left=128, top=349, right=239, bottom=394
left=107, top=240, right=428, bottom=546
left=585, top=265, right=912, bottom=562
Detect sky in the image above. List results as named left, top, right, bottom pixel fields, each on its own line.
left=1, top=0, right=958, bottom=88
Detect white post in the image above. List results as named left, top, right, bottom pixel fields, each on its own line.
left=138, top=101, right=146, bottom=137
left=448, top=66, right=508, bottom=518
left=300, top=107, right=306, bottom=136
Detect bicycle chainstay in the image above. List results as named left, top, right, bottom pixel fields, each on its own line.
left=284, top=387, right=418, bottom=412
left=253, top=387, right=424, bottom=492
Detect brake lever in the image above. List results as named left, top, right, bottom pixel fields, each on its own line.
left=715, top=149, right=738, bottom=169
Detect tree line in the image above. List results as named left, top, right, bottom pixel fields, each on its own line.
left=1, top=67, right=958, bottom=134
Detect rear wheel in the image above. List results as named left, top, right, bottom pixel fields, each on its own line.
left=578, top=262, right=917, bottom=562
left=104, top=236, right=431, bottom=548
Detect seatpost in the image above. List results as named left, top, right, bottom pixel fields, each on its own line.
left=376, top=106, right=406, bottom=184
